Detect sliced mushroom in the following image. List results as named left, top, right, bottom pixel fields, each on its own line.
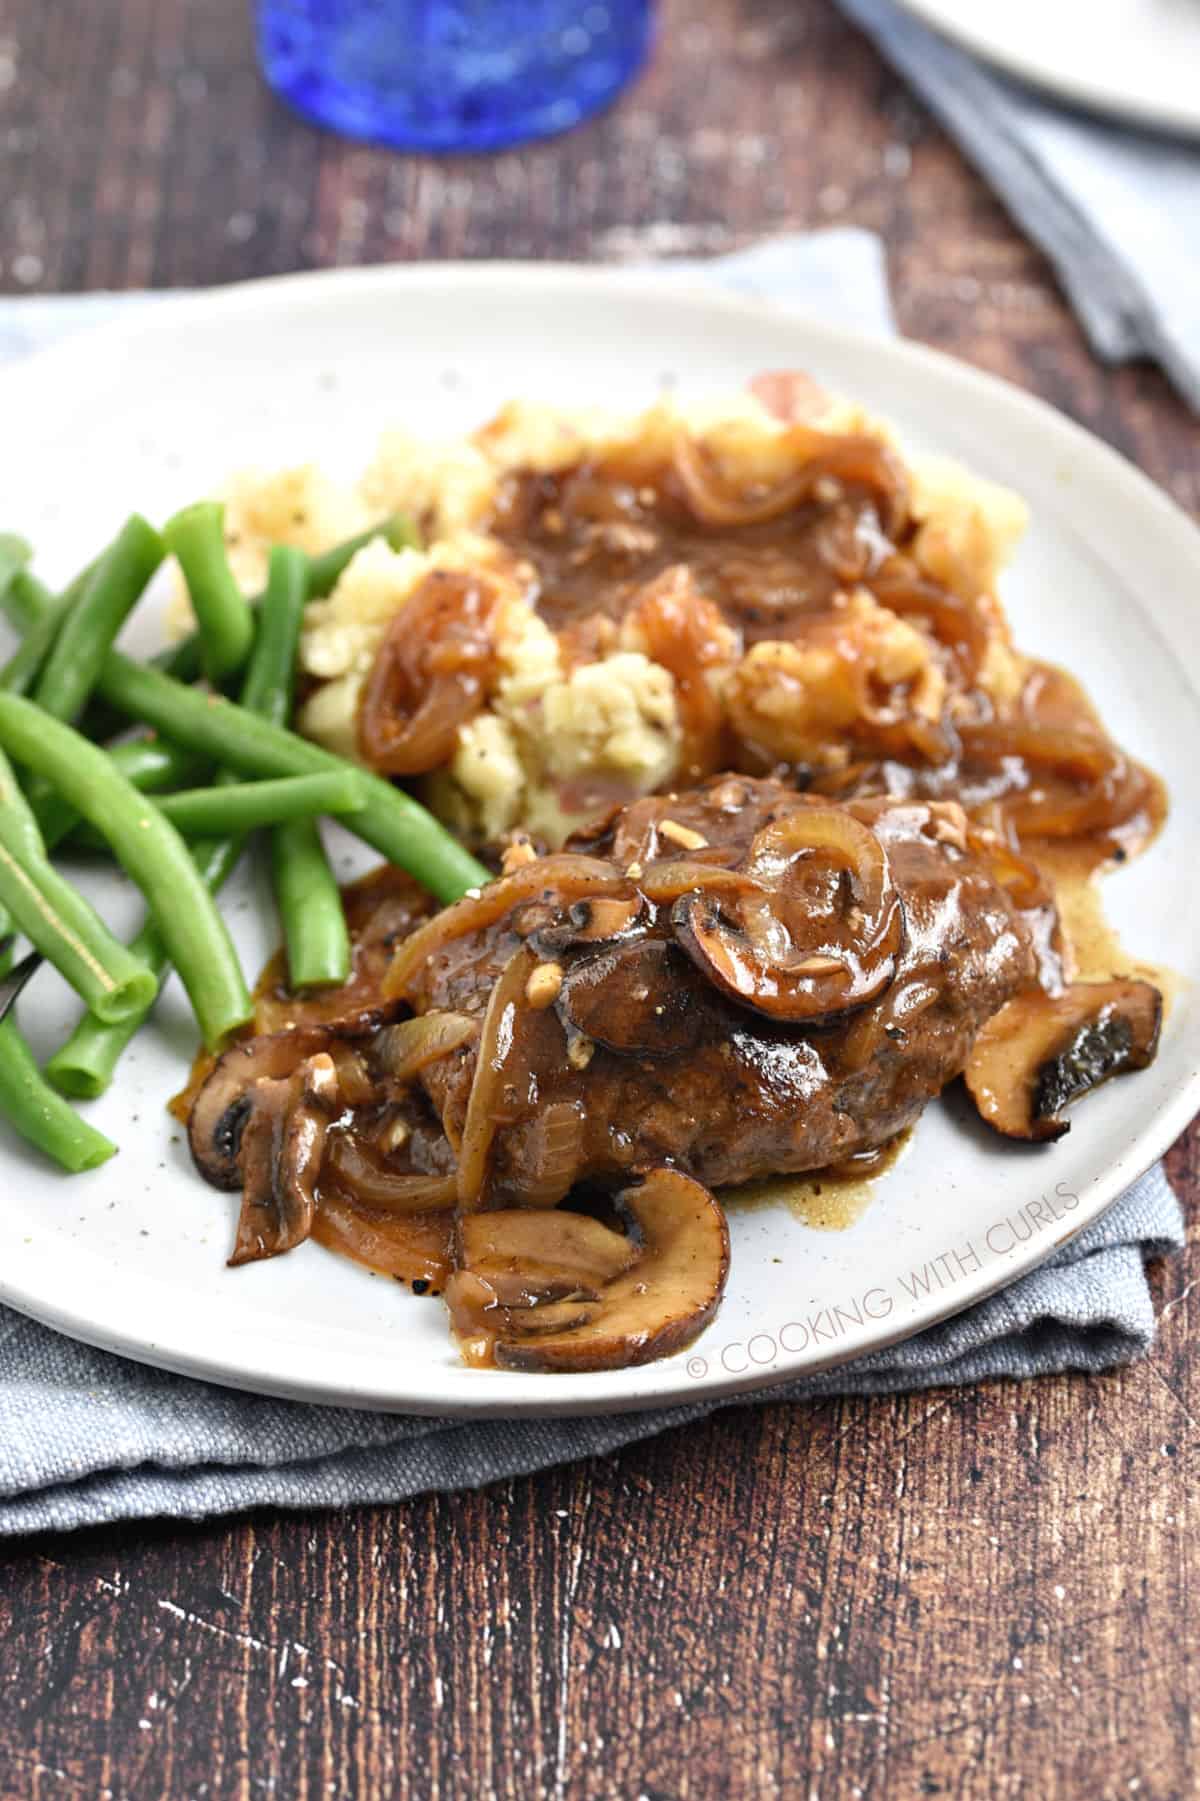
left=458, top=1208, right=637, bottom=1307
left=229, top=1054, right=340, bottom=1267
left=189, top=1025, right=340, bottom=1190
left=492, top=1169, right=730, bottom=1373
left=671, top=805, right=904, bottom=1026
left=445, top=1271, right=601, bottom=1364
left=673, top=891, right=900, bottom=1028
left=965, top=979, right=1162, bottom=1142
left=500, top=1299, right=600, bottom=1336
left=525, top=892, right=648, bottom=958
left=556, top=939, right=706, bottom=1057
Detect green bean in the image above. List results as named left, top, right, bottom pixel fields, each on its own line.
left=46, top=833, right=243, bottom=1100
left=0, top=695, right=251, bottom=1049
left=66, top=770, right=363, bottom=853
left=0, top=534, right=31, bottom=604
left=96, top=651, right=490, bottom=902
left=33, top=516, right=164, bottom=725
left=0, top=740, right=56, bottom=864
left=155, top=515, right=420, bottom=685
left=164, top=500, right=255, bottom=681
left=0, top=554, right=96, bottom=638
left=271, top=816, right=351, bottom=989
left=0, top=950, right=116, bottom=1169
left=252, top=545, right=352, bottom=987
left=0, top=572, right=72, bottom=695
left=305, top=513, right=420, bottom=599
left=35, top=736, right=210, bottom=852
left=0, top=558, right=128, bottom=751
left=0, top=810, right=158, bottom=1024
left=1, top=563, right=128, bottom=756
left=155, top=771, right=367, bottom=836
left=108, top=736, right=210, bottom=794
left=45, top=557, right=318, bottom=1091
left=240, top=545, right=307, bottom=725
left=2, top=555, right=100, bottom=640
left=0, top=742, right=42, bottom=940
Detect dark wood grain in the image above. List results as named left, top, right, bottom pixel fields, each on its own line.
left=2, top=0, right=1199, bottom=1795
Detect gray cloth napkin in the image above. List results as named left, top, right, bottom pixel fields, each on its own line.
left=838, top=0, right=1200, bottom=411
left=0, top=234, right=1184, bottom=1537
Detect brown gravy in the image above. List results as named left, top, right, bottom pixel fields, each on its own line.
left=195, top=438, right=1171, bottom=1313
left=485, top=451, right=1165, bottom=870
left=722, top=1130, right=913, bottom=1231
left=489, top=455, right=895, bottom=643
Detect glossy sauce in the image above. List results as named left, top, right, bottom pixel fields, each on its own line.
left=722, top=1129, right=912, bottom=1230
left=213, top=441, right=1171, bottom=1292
left=1037, top=844, right=1180, bottom=1017
left=489, top=453, right=899, bottom=644
left=485, top=450, right=1166, bottom=870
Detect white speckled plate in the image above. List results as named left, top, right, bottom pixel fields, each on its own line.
left=894, top=0, right=1200, bottom=139
left=0, top=264, right=1197, bottom=1416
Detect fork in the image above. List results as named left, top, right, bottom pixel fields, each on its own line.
left=0, top=937, right=45, bottom=1023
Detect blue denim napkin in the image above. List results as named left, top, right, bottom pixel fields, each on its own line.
left=0, top=233, right=1183, bottom=1536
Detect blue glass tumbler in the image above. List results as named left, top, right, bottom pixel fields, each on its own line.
left=254, top=1, right=654, bottom=153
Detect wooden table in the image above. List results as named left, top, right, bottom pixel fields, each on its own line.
left=3, top=2, right=1198, bottom=1794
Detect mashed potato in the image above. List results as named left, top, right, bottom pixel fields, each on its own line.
left=440, top=612, right=682, bottom=844
left=180, top=387, right=1030, bottom=847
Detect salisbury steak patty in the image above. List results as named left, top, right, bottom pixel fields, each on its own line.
left=395, top=778, right=1044, bottom=1202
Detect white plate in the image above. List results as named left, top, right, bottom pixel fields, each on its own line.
left=0, top=264, right=1197, bottom=1417
left=894, top=0, right=1200, bottom=139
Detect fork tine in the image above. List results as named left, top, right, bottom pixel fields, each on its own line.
left=0, top=948, right=44, bottom=1023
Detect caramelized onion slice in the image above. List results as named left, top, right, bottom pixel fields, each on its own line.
left=869, top=575, right=989, bottom=678
left=512, top=1100, right=588, bottom=1209
left=493, top=1169, right=730, bottom=1373
left=964, top=980, right=1162, bottom=1143
left=959, top=722, right=1117, bottom=783
left=957, top=721, right=1147, bottom=842
left=673, top=806, right=903, bottom=1024
left=637, top=856, right=751, bottom=906
left=372, top=1011, right=476, bottom=1086
left=384, top=855, right=630, bottom=1001
left=455, top=946, right=538, bottom=1209
left=629, top=565, right=731, bottom=782
left=357, top=569, right=498, bottom=776
left=324, top=1137, right=458, bottom=1214
left=312, top=1189, right=453, bottom=1289
left=671, top=427, right=909, bottom=534
left=963, top=823, right=1052, bottom=912
left=229, top=1054, right=340, bottom=1267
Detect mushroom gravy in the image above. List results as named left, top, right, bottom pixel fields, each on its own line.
left=182, top=396, right=1170, bottom=1373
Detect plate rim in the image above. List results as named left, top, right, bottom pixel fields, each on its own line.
left=891, top=0, right=1200, bottom=140
left=0, top=259, right=1197, bottom=1417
